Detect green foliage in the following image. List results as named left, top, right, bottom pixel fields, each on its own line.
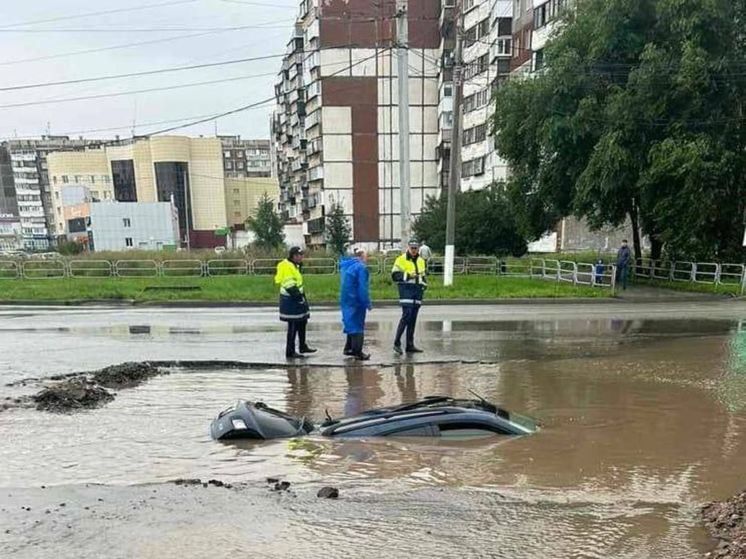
left=492, top=0, right=746, bottom=261
left=413, top=185, right=528, bottom=257
left=246, top=193, right=285, bottom=250
left=325, top=200, right=351, bottom=255
left=57, top=240, right=85, bottom=256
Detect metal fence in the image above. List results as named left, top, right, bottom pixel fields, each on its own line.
left=0, top=256, right=616, bottom=292
left=7, top=255, right=745, bottom=293
left=632, top=259, right=746, bottom=292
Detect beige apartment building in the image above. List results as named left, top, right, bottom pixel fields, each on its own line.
left=224, top=176, right=279, bottom=227
left=47, top=136, right=229, bottom=248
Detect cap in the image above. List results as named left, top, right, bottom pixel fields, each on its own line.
left=288, top=246, right=304, bottom=258
left=408, top=239, right=419, bottom=248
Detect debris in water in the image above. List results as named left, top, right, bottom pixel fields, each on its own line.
left=270, top=481, right=291, bottom=492
left=32, top=379, right=113, bottom=412
left=702, top=489, right=746, bottom=559
left=91, top=362, right=163, bottom=389
left=317, top=487, right=339, bottom=499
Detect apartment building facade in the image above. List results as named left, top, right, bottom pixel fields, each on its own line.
left=219, top=136, right=272, bottom=178
left=273, top=0, right=441, bottom=248
left=0, top=136, right=108, bottom=247
left=459, top=0, right=512, bottom=191
left=47, top=136, right=228, bottom=248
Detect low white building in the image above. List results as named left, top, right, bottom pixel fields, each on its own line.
left=89, top=202, right=179, bottom=252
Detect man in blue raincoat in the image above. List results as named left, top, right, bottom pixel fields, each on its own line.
left=339, top=248, right=372, bottom=361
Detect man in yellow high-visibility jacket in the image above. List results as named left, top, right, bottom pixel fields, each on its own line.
left=275, top=246, right=316, bottom=359
left=391, top=239, right=427, bottom=354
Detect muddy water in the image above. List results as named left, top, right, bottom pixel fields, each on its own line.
left=2, top=313, right=746, bottom=558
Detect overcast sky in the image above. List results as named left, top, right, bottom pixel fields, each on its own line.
left=0, top=0, right=298, bottom=141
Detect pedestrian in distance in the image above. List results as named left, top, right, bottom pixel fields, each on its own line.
left=340, top=247, right=372, bottom=361
left=391, top=239, right=427, bottom=355
left=418, top=239, right=432, bottom=262
left=274, top=246, right=316, bottom=359
left=616, top=239, right=632, bottom=290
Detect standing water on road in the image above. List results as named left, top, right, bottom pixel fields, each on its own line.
left=1, top=306, right=746, bottom=558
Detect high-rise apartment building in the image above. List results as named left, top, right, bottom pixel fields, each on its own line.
left=219, top=136, right=272, bottom=178
left=273, top=0, right=441, bottom=248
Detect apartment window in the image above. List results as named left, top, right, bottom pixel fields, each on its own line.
left=123, top=218, right=131, bottom=228
left=464, top=26, right=477, bottom=47
left=463, top=89, right=490, bottom=113
left=462, top=156, right=485, bottom=177
left=236, top=150, right=244, bottom=158
left=62, top=175, right=69, bottom=183
left=534, top=49, right=545, bottom=72
left=233, top=188, right=240, bottom=194
left=464, top=54, right=488, bottom=79
left=224, top=151, right=231, bottom=158
left=125, top=237, right=133, bottom=247
left=494, top=38, right=512, bottom=56
left=90, top=175, right=96, bottom=184
left=74, top=175, right=81, bottom=183
left=443, top=85, right=453, bottom=97
left=478, top=19, right=489, bottom=40
left=463, top=124, right=486, bottom=146
left=237, top=161, right=244, bottom=170
left=54, top=192, right=59, bottom=200
left=104, top=191, right=111, bottom=200
left=497, top=17, right=511, bottom=36
left=225, top=161, right=233, bottom=170
left=52, top=176, right=57, bottom=184
left=233, top=211, right=241, bottom=218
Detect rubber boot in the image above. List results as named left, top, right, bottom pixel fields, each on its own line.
left=343, top=335, right=353, bottom=356
left=352, top=333, right=370, bottom=361
left=298, top=320, right=317, bottom=353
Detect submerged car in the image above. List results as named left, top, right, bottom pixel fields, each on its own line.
left=210, top=396, right=537, bottom=441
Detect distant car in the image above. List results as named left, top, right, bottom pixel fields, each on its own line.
left=210, top=396, right=537, bottom=441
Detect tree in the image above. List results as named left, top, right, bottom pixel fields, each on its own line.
left=493, top=0, right=746, bottom=261
left=325, top=200, right=351, bottom=255
left=246, top=193, right=284, bottom=250
left=413, top=185, right=527, bottom=257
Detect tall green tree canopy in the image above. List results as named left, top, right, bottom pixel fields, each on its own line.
left=246, top=193, right=284, bottom=250
left=413, top=185, right=528, bottom=257
left=493, top=0, right=746, bottom=261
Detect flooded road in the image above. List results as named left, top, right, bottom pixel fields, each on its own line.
left=1, top=303, right=746, bottom=558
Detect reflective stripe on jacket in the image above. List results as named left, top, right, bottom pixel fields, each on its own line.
left=275, top=258, right=309, bottom=322
left=391, top=253, right=427, bottom=307
left=274, top=259, right=304, bottom=296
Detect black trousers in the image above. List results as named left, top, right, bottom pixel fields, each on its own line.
left=394, top=305, right=420, bottom=348
left=286, top=319, right=308, bottom=356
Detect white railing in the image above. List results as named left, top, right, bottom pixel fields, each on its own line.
left=7, top=256, right=746, bottom=293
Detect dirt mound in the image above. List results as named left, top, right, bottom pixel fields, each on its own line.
left=703, top=490, right=746, bottom=558
left=91, top=362, right=163, bottom=389
left=32, top=379, right=114, bottom=412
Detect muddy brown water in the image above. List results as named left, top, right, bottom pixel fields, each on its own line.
left=2, top=311, right=746, bottom=558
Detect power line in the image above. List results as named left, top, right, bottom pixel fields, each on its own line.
left=0, top=24, right=289, bottom=33
left=0, top=53, right=284, bottom=92
left=0, top=72, right=278, bottom=109
left=219, top=0, right=298, bottom=8
left=0, top=0, right=199, bottom=29
left=0, top=25, right=286, bottom=68
left=143, top=45, right=396, bottom=138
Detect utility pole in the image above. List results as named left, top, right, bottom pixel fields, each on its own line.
left=182, top=167, right=191, bottom=251
left=396, top=0, right=411, bottom=249
left=444, top=0, right=463, bottom=286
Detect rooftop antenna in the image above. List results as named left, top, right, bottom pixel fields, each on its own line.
left=131, top=98, right=138, bottom=136
left=46, top=121, right=51, bottom=136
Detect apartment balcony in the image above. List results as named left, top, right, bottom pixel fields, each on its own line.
left=308, top=165, right=324, bottom=182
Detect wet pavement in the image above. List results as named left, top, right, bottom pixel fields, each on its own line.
left=2, top=303, right=746, bottom=558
